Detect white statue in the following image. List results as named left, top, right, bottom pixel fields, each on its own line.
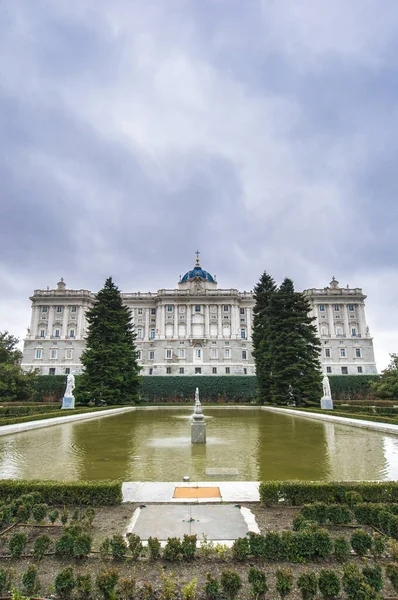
left=65, top=373, right=75, bottom=397
left=322, top=375, right=332, bottom=399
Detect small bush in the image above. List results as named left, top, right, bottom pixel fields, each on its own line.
left=248, top=567, right=268, bottom=599
left=318, top=569, right=341, bottom=600
left=0, top=568, right=14, bottom=595
left=312, top=528, right=333, bottom=559
left=163, top=537, right=182, bottom=561
left=33, top=534, right=51, bottom=560
left=96, top=568, right=120, bottom=600
left=204, top=573, right=219, bottom=600
left=263, top=531, right=284, bottom=560
left=362, top=564, right=383, bottom=592
left=15, top=504, right=30, bottom=522
left=22, top=564, right=40, bottom=596
left=372, top=533, right=386, bottom=557
left=148, top=536, right=161, bottom=560
left=214, top=542, right=228, bottom=560
left=54, top=566, right=75, bottom=599
left=60, top=508, right=69, bottom=525
left=386, top=563, right=398, bottom=592
left=220, top=570, right=242, bottom=600
left=49, top=508, right=59, bottom=523
left=351, top=530, right=373, bottom=556
left=9, top=533, right=27, bottom=558
left=160, top=569, right=177, bottom=600
left=140, top=581, right=156, bottom=600
left=99, top=537, right=110, bottom=560
left=32, top=502, right=48, bottom=522
left=200, top=535, right=215, bottom=559
left=118, top=576, right=136, bottom=600
left=181, top=534, right=197, bottom=560
left=248, top=531, right=266, bottom=555
left=293, top=513, right=310, bottom=531
left=182, top=577, right=197, bottom=600
left=297, top=571, right=317, bottom=600
left=73, top=533, right=92, bottom=558
left=345, top=491, right=363, bottom=507
left=232, top=536, right=250, bottom=561
left=127, top=532, right=143, bottom=560
left=76, top=573, right=93, bottom=599
left=55, top=533, right=75, bottom=557
left=275, top=568, right=293, bottom=599
left=334, top=536, right=350, bottom=562
left=109, top=534, right=128, bottom=560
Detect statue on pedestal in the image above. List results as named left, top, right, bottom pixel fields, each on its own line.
left=321, top=375, right=333, bottom=410
left=62, top=373, right=76, bottom=409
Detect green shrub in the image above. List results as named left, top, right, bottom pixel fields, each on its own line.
left=220, top=570, right=242, bottom=600
left=297, top=571, right=317, bottom=600
left=96, top=567, right=119, bottom=600
left=263, top=531, right=284, bottom=560
left=76, top=573, right=93, bottom=599
left=118, top=576, right=136, bottom=600
left=345, top=491, right=363, bottom=507
left=71, top=508, right=79, bottom=522
left=386, top=563, right=398, bottom=592
left=22, top=565, right=39, bottom=596
left=54, top=566, right=76, bottom=599
left=362, top=564, right=383, bottom=592
left=127, top=533, right=143, bottom=560
left=33, top=534, right=51, bottom=560
left=342, top=563, right=380, bottom=600
left=334, top=536, right=350, bottom=562
left=160, top=569, right=177, bottom=600
left=99, top=537, right=110, bottom=560
left=293, top=513, right=310, bottom=531
left=248, top=567, right=268, bottom=599
left=0, top=479, right=122, bottom=506
left=32, top=502, right=48, bottom=522
left=204, top=573, right=219, bottom=600
left=60, top=508, right=69, bottom=525
left=248, top=531, right=266, bottom=555
left=372, top=533, right=386, bottom=557
left=73, top=533, right=92, bottom=558
left=182, top=577, right=197, bottom=600
left=351, top=530, right=373, bottom=556
left=311, top=528, right=333, bottom=559
left=140, top=581, right=156, bottom=600
left=140, top=375, right=256, bottom=403
left=232, top=536, right=250, bottom=561
left=318, top=569, right=341, bottom=600
left=49, top=508, right=59, bottom=523
left=147, top=536, right=161, bottom=560
left=9, top=532, right=27, bottom=558
left=275, top=568, right=293, bottom=599
left=55, top=533, right=75, bottom=557
left=0, top=569, right=7, bottom=595
left=16, top=504, right=30, bottom=522
left=181, top=534, right=197, bottom=560
left=109, top=534, right=128, bottom=560
left=163, top=537, right=182, bottom=561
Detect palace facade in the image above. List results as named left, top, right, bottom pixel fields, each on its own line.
left=21, top=258, right=378, bottom=377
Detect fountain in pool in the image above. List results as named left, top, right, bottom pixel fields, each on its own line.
left=191, top=387, right=206, bottom=444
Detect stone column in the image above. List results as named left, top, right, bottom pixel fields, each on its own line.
left=145, top=307, right=150, bottom=340
left=327, top=304, right=334, bottom=336
left=174, top=304, right=178, bottom=338
left=161, top=305, right=166, bottom=339
left=343, top=305, right=350, bottom=338
left=246, top=307, right=252, bottom=340
left=205, top=304, right=210, bottom=338
left=62, top=306, right=69, bottom=338
left=186, top=304, right=191, bottom=338
left=48, top=306, right=55, bottom=338
left=359, top=304, right=367, bottom=336
left=31, top=305, right=40, bottom=338
left=218, top=305, right=222, bottom=337
left=77, top=306, right=84, bottom=339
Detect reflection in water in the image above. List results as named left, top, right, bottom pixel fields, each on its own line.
left=0, top=408, right=395, bottom=481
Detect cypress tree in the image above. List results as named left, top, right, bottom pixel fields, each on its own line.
left=252, top=272, right=277, bottom=403
left=77, top=277, right=141, bottom=405
left=268, top=278, right=322, bottom=405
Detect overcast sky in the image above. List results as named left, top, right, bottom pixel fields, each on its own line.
left=1, top=0, right=397, bottom=370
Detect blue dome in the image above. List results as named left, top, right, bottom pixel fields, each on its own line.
left=181, top=267, right=215, bottom=283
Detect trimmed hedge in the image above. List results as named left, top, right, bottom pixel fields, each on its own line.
left=0, top=404, right=60, bottom=417
left=259, top=481, right=398, bottom=506
left=0, top=406, right=122, bottom=427
left=328, top=375, right=379, bottom=401
left=0, top=480, right=122, bottom=505
left=34, top=375, right=67, bottom=402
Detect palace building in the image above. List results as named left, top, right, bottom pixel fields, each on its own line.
left=21, top=256, right=377, bottom=377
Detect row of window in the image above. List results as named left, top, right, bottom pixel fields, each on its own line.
left=135, top=306, right=247, bottom=315
left=320, top=327, right=360, bottom=337
left=149, top=367, right=248, bottom=375
left=35, top=349, right=73, bottom=359
left=41, top=306, right=78, bottom=313
left=135, top=328, right=247, bottom=340
left=325, top=348, right=362, bottom=358
left=137, top=348, right=248, bottom=360
left=37, top=329, right=75, bottom=338
left=327, top=366, right=363, bottom=374
left=319, top=304, right=356, bottom=312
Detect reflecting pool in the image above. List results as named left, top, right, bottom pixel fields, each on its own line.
left=0, top=407, right=398, bottom=481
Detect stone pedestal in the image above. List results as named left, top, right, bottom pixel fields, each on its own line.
left=320, top=397, right=333, bottom=410
left=62, top=396, right=75, bottom=409
left=191, top=420, right=206, bottom=443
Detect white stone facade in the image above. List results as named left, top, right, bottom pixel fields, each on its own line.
left=21, top=265, right=377, bottom=377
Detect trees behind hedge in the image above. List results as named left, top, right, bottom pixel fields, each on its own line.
left=252, top=274, right=322, bottom=405
left=0, top=331, right=38, bottom=402
left=371, top=354, right=398, bottom=400
left=76, top=278, right=141, bottom=405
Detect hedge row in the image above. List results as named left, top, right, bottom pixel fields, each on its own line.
left=333, top=404, right=398, bottom=416
left=0, top=404, right=60, bottom=417
left=0, top=480, right=122, bottom=505
left=259, top=481, right=398, bottom=506
left=0, top=406, right=123, bottom=427
left=328, top=375, right=380, bottom=400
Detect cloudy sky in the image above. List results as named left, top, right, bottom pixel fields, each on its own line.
left=1, top=0, right=397, bottom=370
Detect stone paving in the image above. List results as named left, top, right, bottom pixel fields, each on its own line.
left=122, top=481, right=260, bottom=503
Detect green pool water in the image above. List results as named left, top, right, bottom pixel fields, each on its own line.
left=0, top=407, right=397, bottom=481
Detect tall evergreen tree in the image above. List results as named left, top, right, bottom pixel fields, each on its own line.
left=268, top=278, right=322, bottom=405
left=0, top=331, right=38, bottom=402
left=77, top=277, right=141, bottom=405
left=252, top=272, right=277, bottom=403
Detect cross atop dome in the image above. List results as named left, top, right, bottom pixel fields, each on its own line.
left=195, top=249, right=200, bottom=267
